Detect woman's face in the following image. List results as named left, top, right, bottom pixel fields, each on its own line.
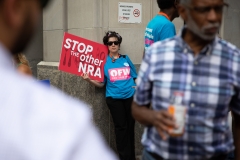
left=107, top=37, right=120, bottom=54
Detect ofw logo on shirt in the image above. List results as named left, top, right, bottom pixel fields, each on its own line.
left=108, top=67, right=130, bottom=81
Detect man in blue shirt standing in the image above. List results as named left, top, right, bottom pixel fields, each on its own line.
left=144, top=0, right=180, bottom=52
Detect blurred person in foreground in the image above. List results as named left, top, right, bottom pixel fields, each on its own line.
left=14, top=53, right=32, bottom=76
left=0, top=0, right=117, bottom=160
left=143, top=0, right=180, bottom=57
left=132, top=0, right=240, bottom=159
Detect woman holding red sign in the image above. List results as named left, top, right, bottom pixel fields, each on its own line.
left=82, top=31, right=137, bottom=160
left=14, top=53, right=32, bottom=76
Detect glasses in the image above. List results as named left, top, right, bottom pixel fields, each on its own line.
left=186, top=3, right=228, bottom=15
left=107, top=41, right=119, bottom=46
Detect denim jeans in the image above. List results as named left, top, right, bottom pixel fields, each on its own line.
left=226, top=151, right=235, bottom=160
left=141, top=148, right=228, bottom=160
left=141, top=149, right=163, bottom=160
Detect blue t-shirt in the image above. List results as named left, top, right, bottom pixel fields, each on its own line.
left=104, top=55, right=137, bottom=99
left=145, top=14, right=176, bottom=50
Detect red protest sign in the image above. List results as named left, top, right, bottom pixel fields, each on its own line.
left=59, top=32, right=108, bottom=82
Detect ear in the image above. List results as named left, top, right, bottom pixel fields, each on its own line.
left=178, top=4, right=188, bottom=22
left=3, top=0, right=25, bottom=29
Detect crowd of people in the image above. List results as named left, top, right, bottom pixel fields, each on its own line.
left=0, top=0, right=239, bottom=160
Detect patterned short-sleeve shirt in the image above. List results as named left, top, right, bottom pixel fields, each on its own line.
left=134, top=29, right=240, bottom=160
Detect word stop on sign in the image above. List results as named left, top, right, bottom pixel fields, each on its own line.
left=64, top=38, right=93, bottom=55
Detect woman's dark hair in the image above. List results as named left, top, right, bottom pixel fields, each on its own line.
left=157, top=0, right=175, bottom=10
left=103, top=31, right=122, bottom=46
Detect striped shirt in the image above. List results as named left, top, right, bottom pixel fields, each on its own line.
left=134, top=29, right=240, bottom=160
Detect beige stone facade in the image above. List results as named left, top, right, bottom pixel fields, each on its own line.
left=43, top=0, right=240, bottom=64
left=43, top=0, right=184, bottom=63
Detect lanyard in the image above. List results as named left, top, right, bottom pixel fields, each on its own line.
left=110, top=53, right=120, bottom=63
left=158, top=12, right=170, bottom=21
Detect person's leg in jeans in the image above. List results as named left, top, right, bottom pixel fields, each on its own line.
left=106, top=97, right=132, bottom=160
left=226, top=151, right=234, bottom=160
left=123, top=96, right=136, bottom=160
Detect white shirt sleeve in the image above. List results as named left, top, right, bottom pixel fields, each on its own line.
left=0, top=74, right=118, bottom=160
left=71, top=123, right=117, bottom=160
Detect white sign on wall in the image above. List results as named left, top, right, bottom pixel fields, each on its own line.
left=118, top=2, right=142, bottom=24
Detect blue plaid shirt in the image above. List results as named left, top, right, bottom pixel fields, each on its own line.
left=134, top=29, right=240, bottom=160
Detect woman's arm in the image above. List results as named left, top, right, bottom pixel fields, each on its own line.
left=81, top=73, right=104, bottom=88
left=18, top=64, right=32, bottom=76
left=134, top=78, right=137, bottom=84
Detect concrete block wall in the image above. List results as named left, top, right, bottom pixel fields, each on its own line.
left=43, top=0, right=64, bottom=62
left=43, top=0, right=183, bottom=64
left=24, top=23, right=43, bottom=77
